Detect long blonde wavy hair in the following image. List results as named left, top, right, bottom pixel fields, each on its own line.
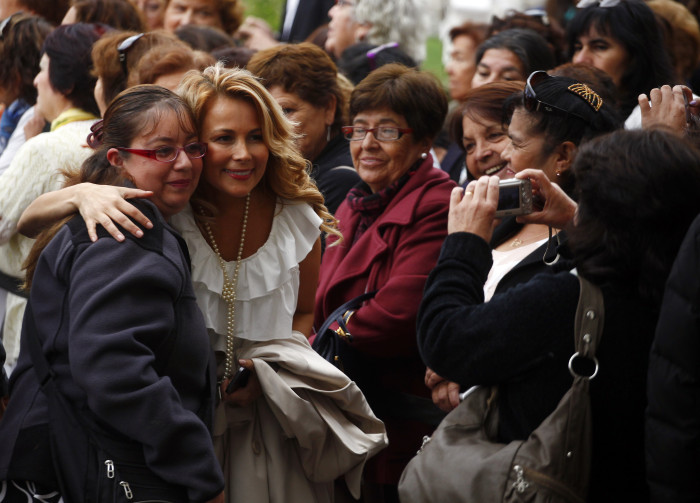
left=178, top=64, right=341, bottom=242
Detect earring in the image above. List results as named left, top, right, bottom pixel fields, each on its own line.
left=326, top=125, right=331, bottom=142
left=555, top=169, right=562, bottom=177
left=421, top=152, right=428, bottom=159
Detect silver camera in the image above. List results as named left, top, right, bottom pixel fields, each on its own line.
left=494, top=178, right=533, bottom=217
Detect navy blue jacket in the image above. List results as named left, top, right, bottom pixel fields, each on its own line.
left=0, top=200, right=224, bottom=502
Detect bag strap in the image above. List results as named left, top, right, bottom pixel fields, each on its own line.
left=570, top=275, right=605, bottom=379
left=317, top=290, right=378, bottom=338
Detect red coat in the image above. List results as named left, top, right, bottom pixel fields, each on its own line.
left=314, top=157, right=456, bottom=484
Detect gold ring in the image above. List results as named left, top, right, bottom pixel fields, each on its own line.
left=465, top=191, right=473, bottom=196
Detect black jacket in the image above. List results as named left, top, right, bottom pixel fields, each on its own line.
left=310, top=132, right=359, bottom=215
left=0, top=200, right=224, bottom=501
left=279, top=0, right=334, bottom=43
left=647, top=213, right=700, bottom=502
left=418, top=232, right=656, bottom=501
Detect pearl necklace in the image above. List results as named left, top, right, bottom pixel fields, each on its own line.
left=201, top=194, right=250, bottom=379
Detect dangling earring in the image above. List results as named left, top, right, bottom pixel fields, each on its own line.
left=421, top=152, right=428, bottom=159
left=326, top=125, right=331, bottom=142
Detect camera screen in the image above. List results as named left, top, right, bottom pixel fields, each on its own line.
left=497, top=185, right=520, bottom=210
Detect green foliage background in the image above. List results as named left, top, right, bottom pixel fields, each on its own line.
left=241, top=0, right=448, bottom=86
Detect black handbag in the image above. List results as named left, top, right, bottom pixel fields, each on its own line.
left=24, top=303, right=188, bottom=503
left=312, top=290, right=377, bottom=370
left=398, top=274, right=604, bottom=502
left=312, top=291, right=446, bottom=427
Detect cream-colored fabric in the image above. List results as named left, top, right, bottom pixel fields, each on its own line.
left=214, top=332, right=388, bottom=503
left=172, top=201, right=322, bottom=343
left=0, top=119, right=97, bottom=370
left=172, top=200, right=387, bottom=501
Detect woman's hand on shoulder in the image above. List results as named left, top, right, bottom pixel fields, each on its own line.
left=17, top=183, right=153, bottom=239
left=448, top=175, right=499, bottom=242
left=73, top=183, right=153, bottom=242
left=514, top=169, right=576, bottom=229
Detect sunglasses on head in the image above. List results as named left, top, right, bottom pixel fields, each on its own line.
left=523, top=71, right=570, bottom=115
left=117, top=33, right=144, bottom=75
left=576, top=0, right=621, bottom=8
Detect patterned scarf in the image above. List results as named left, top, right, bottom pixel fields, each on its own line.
left=346, top=158, right=422, bottom=244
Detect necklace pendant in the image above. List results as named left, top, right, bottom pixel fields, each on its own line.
left=511, top=238, right=523, bottom=248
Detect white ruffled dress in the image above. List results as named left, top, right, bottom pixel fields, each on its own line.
left=171, top=201, right=387, bottom=503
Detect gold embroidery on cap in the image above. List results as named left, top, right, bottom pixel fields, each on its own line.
left=567, top=83, right=603, bottom=111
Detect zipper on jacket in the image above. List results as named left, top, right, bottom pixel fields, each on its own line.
left=105, top=460, right=115, bottom=479
left=120, top=481, right=133, bottom=500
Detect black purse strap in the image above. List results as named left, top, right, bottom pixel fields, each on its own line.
left=316, top=290, right=378, bottom=339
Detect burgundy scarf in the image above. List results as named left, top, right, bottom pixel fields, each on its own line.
left=346, top=159, right=422, bottom=244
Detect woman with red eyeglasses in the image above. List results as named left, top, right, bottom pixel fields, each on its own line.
left=0, top=84, right=225, bottom=503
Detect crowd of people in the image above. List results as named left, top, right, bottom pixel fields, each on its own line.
left=0, top=0, right=699, bottom=502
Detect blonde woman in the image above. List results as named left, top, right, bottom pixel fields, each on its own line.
left=18, top=65, right=387, bottom=503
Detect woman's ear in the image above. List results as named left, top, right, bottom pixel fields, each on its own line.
left=106, top=147, right=124, bottom=168
left=554, top=141, right=577, bottom=176
left=355, top=23, right=371, bottom=42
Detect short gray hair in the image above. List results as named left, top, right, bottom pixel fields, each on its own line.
left=354, top=0, right=428, bottom=63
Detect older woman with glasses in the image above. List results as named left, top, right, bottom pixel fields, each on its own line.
left=313, top=63, right=456, bottom=502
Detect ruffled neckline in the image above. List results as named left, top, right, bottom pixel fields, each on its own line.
left=170, top=201, right=322, bottom=342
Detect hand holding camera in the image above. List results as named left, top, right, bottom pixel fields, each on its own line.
left=639, top=84, right=699, bottom=135
left=448, top=176, right=500, bottom=241
left=514, top=170, right=577, bottom=228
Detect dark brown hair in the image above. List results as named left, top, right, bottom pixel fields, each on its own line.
left=69, top=0, right=145, bottom=31
left=91, top=29, right=186, bottom=108
left=0, top=14, right=53, bottom=104
left=21, top=0, right=70, bottom=25
left=569, top=129, right=700, bottom=307
left=247, top=42, right=347, bottom=136
left=349, top=63, right=447, bottom=143
left=132, top=43, right=214, bottom=86
left=449, top=80, right=524, bottom=147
